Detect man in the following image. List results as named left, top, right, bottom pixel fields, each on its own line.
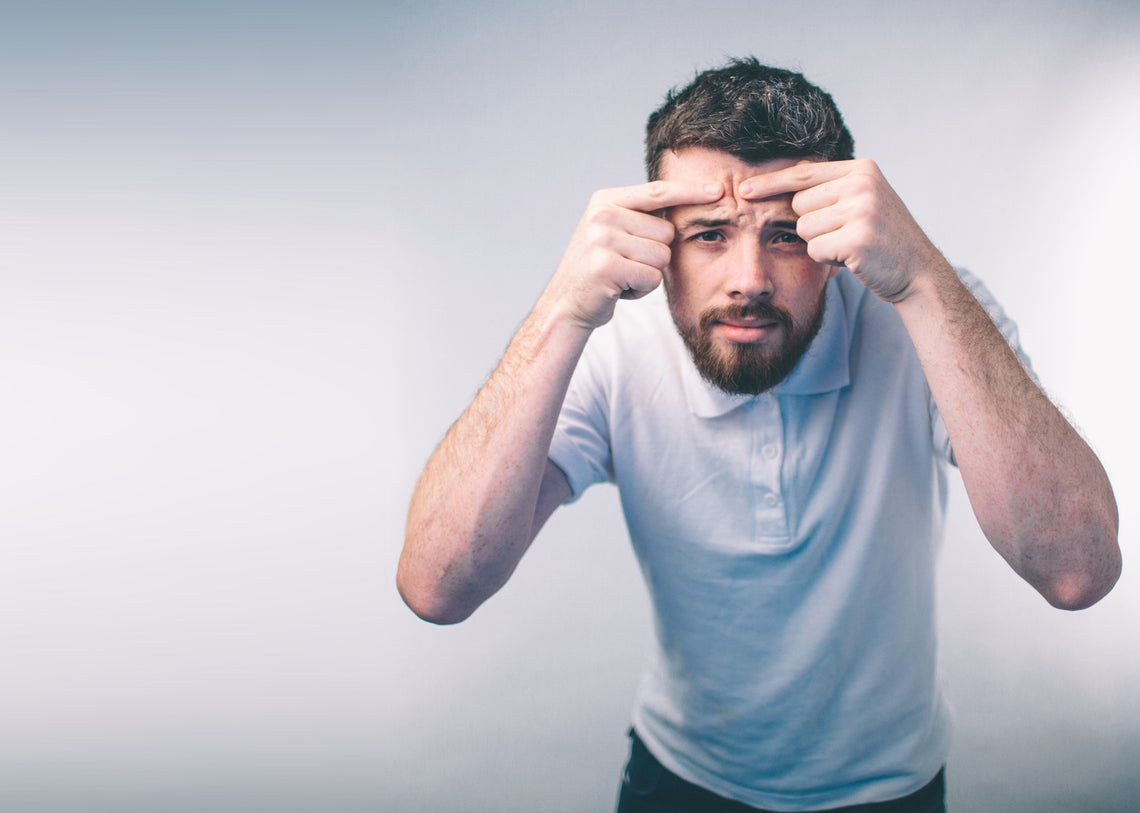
left=397, top=59, right=1120, bottom=811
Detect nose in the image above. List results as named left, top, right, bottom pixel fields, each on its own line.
left=725, top=236, right=773, bottom=301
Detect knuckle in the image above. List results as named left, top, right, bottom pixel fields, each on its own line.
left=585, top=223, right=615, bottom=250
left=650, top=243, right=672, bottom=268
left=852, top=158, right=883, bottom=182
left=644, top=180, right=669, bottom=200
left=793, top=164, right=818, bottom=183
left=849, top=177, right=881, bottom=205
left=580, top=214, right=614, bottom=245
left=806, top=242, right=827, bottom=263
left=588, top=189, right=611, bottom=206
left=650, top=219, right=675, bottom=244
left=850, top=222, right=875, bottom=246
left=585, top=245, right=613, bottom=275
left=590, top=203, right=621, bottom=227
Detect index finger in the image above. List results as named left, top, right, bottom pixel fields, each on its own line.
left=600, top=179, right=724, bottom=213
left=738, top=160, right=856, bottom=200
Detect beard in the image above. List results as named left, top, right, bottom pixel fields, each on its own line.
left=674, top=289, right=827, bottom=395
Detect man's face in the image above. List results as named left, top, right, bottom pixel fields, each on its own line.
left=659, top=147, right=837, bottom=395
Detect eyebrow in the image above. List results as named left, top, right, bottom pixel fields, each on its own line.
left=678, top=216, right=732, bottom=230
left=677, top=216, right=800, bottom=231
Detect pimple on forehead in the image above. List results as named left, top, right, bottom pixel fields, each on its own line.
left=721, top=173, right=795, bottom=217
left=659, top=148, right=799, bottom=224
left=672, top=194, right=791, bottom=229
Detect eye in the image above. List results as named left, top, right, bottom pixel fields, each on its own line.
left=692, top=230, right=725, bottom=243
left=772, top=231, right=805, bottom=245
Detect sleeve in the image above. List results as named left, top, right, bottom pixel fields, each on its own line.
left=547, top=330, right=616, bottom=503
left=930, top=267, right=1037, bottom=466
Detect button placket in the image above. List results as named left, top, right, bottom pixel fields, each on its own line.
left=750, top=394, right=788, bottom=542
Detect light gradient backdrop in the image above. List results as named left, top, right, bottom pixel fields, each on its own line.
left=1, top=1, right=1137, bottom=811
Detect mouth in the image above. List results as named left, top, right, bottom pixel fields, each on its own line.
left=697, top=301, right=794, bottom=345
left=712, top=319, right=781, bottom=344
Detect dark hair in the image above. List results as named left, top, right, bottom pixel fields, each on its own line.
left=645, top=58, right=855, bottom=180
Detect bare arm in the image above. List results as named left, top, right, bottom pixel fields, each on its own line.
left=741, top=160, right=1120, bottom=609
left=397, top=179, right=724, bottom=623
left=894, top=261, right=1119, bottom=609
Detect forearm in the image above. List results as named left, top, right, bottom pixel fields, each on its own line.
left=398, top=295, right=590, bottom=623
left=895, top=261, right=1120, bottom=609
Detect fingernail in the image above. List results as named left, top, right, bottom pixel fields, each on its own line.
left=738, top=182, right=753, bottom=196
left=705, top=182, right=721, bottom=196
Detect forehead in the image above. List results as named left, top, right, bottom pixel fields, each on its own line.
left=659, top=147, right=808, bottom=224
left=658, top=147, right=803, bottom=184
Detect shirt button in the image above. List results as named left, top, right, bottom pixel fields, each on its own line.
left=763, top=492, right=781, bottom=508
left=762, top=443, right=780, bottom=460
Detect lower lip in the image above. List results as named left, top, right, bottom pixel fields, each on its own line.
left=714, top=323, right=779, bottom=343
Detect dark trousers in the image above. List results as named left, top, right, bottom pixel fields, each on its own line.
left=616, top=730, right=946, bottom=813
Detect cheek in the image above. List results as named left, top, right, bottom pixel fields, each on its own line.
left=781, top=272, right=828, bottom=318
left=662, top=270, right=702, bottom=327
left=662, top=260, right=688, bottom=300
left=666, top=248, right=715, bottom=294
left=797, top=277, right=832, bottom=320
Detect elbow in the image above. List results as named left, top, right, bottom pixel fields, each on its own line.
left=397, top=584, right=475, bottom=625
left=996, top=488, right=1122, bottom=611
left=1042, top=578, right=1115, bottom=612
left=395, top=546, right=479, bottom=625
left=1038, top=532, right=1122, bottom=612
left=396, top=568, right=475, bottom=625
left=402, top=598, right=474, bottom=626
left=1041, top=564, right=1121, bottom=612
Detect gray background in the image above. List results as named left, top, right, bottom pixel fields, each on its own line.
left=2, top=1, right=1137, bottom=810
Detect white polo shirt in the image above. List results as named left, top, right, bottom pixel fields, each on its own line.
left=548, top=268, right=1027, bottom=810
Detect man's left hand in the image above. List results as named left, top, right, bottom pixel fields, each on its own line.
left=739, top=159, right=946, bottom=303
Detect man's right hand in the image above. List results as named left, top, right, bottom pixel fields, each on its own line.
left=551, top=180, right=724, bottom=330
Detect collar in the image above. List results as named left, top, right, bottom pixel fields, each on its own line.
left=679, top=275, right=853, bottom=418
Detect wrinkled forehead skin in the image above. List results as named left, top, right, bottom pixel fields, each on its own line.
left=657, top=147, right=816, bottom=231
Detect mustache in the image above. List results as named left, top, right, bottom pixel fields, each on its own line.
left=698, top=301, right=794, bottom=332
